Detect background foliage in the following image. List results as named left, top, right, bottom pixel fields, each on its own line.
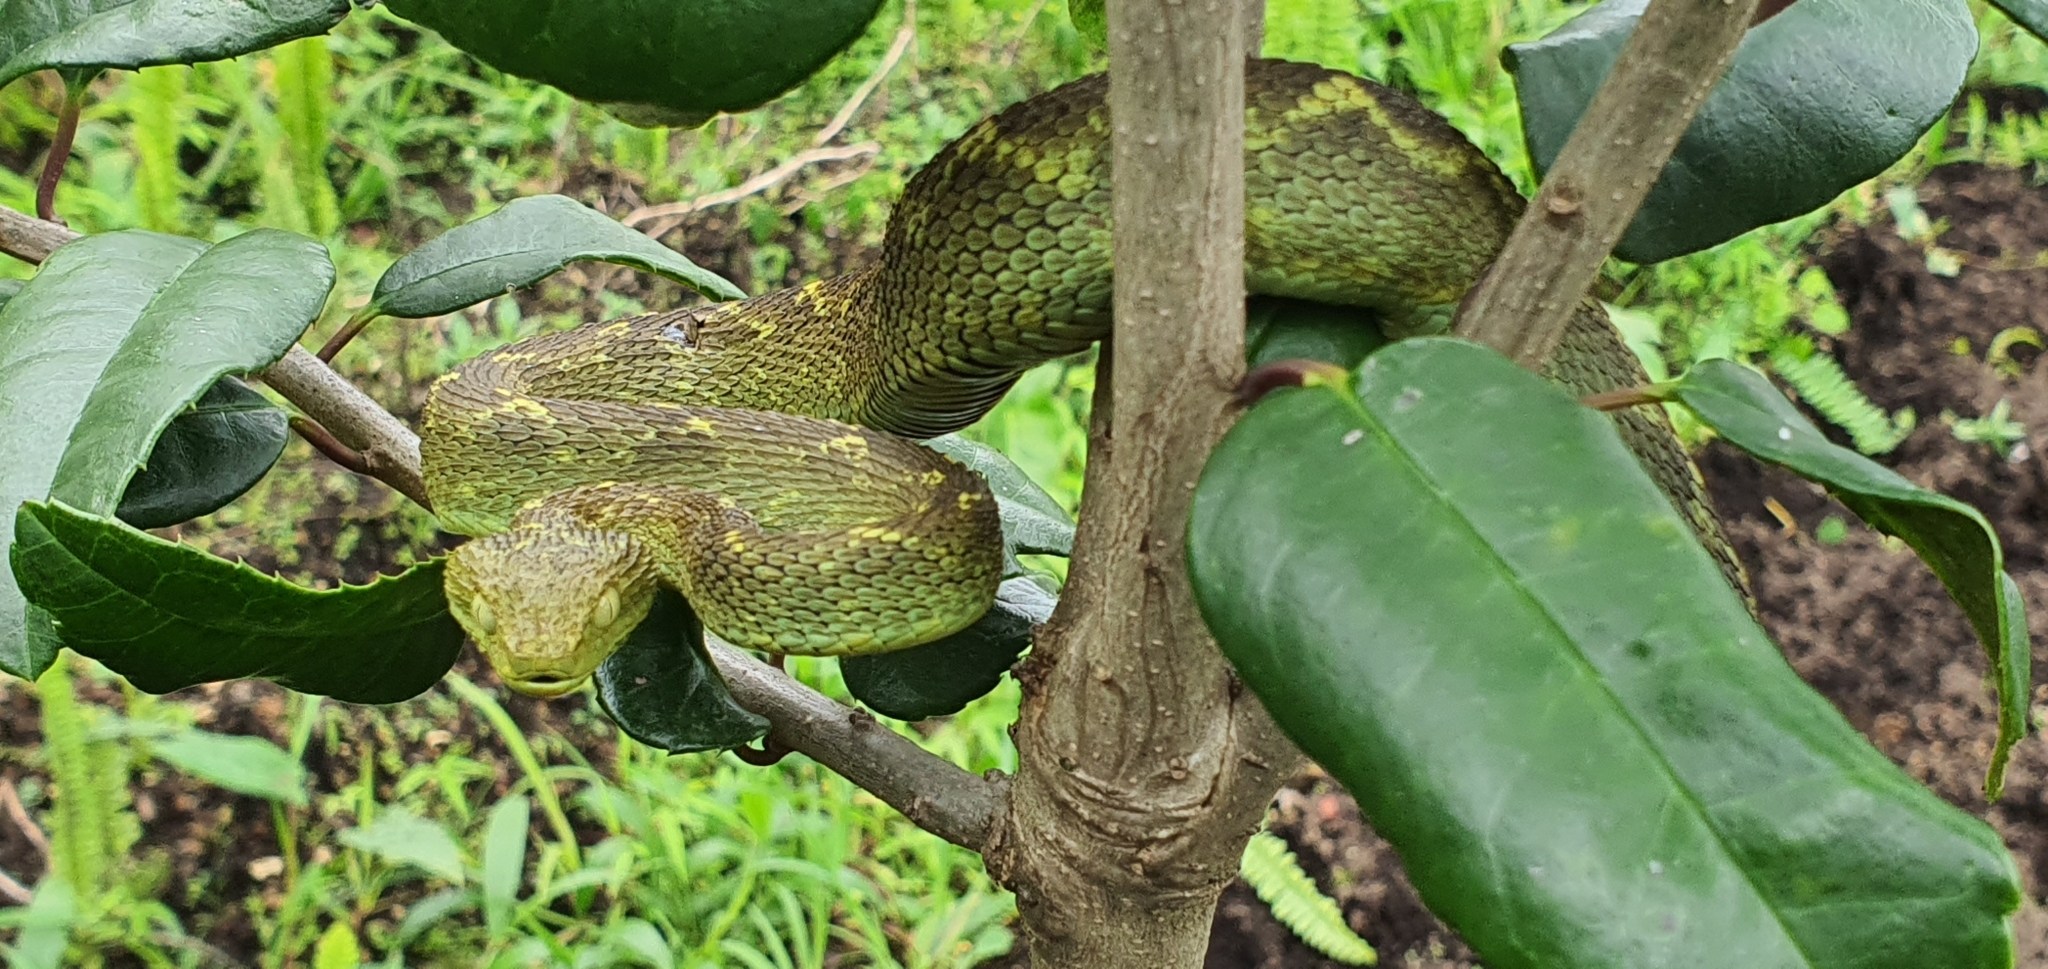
left=0, top=0, right=2041, bottom=965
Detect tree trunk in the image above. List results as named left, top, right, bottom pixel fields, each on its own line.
left=984, top=1, right=1303, bottom=965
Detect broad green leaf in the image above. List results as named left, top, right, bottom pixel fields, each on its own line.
left=1669, top=359, right=2031, bottom=797
left=11, top=502, right=463, bottom=704
left=367, top=195, right=742, bottom=320
left=594, top=588, right=768, bottom=754
left=340, top=808, right=466, bottom=883
left=1245, top=296, right=1388, bottom=370
left=0, top=230, right=204, bottom=679
left=925, top=435, right=1073, bottom=572
left=1188, top=338, right=2020, bottom=969
left=381, top=0, right=883, bottom=128
left=53, top=229, right=329, bottom=514
left=151, top=729, right=309, bottom=805
left=1506, top=0, right=1975, bottom=263
left=116, top=377, right=288, bottom=529
left=480, top=795, right=529, bottom=938
left=0, top=0, right=353, bottom=90
left=841, top=576, right=1053, bottom=721
left=0, top=229, right=330, bottom=680
left=1988, top=0, right=2048, bottom=40
left=0, top=279, right=23, bottom=309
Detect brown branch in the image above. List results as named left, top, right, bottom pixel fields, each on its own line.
left=989, top=0, right=1303, bottom=965
left=259, top=347, right=430, bottom=509
left=1451, top=0, right=1763, bottom=371
left=0, top=200, right=1005, bottom=851
left=707, top=640, right=1007, bottom=850
left=0, top=193, right=80, bottom=263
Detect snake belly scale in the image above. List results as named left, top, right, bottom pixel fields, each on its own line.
left=422, top=59, right=1738, bottom=697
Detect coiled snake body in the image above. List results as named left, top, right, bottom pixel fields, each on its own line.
left=423, top=60, right=1735, bottom=697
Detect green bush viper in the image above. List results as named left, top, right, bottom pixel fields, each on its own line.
left=421, top=59, right=1739, bottom=698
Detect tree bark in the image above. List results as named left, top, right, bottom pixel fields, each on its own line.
left=985, top=1, right=1302, bottom=965
left=1451, top=0, right=1763, bottom=369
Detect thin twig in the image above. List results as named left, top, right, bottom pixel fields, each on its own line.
left=623, top=142, right=880, bottom=238
left=0, top=778, right=50, bottom=866
left=815, top=15, right=916, bottom=148
left=622, top=13, right=909, bottom=240
left=0, top=867, right=30, bottom=904
left=36, top=84, right=85, bottom=225
left=0, top=193, right=81, bottom=263
left=1451, top=0, right=1763, bottom=371
left=289, top=416, right=375, bottom=476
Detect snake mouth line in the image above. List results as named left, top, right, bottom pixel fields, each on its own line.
left=508, top=675, right=589, bottom=698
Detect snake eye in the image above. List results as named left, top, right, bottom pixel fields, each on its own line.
left=593, top=589, right=621, bottom=628
left=471, top=600, right=497, bottom=636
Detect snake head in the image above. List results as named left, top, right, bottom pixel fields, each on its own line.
left=444, top=521, right=659, bottom=698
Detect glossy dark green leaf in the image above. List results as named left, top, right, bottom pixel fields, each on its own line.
left=116, top=377, right=288, bottom=530
left=0, top=0, right=353, bottom=90
left=841, top=576, right=1053, bottom=721
left=1988, top=0, right=2048, bottom=40
left=11, top=502, right=462, bottom=704
left=1505, top=0, right=1975, bottom=263
left=1244, top=296, right=1388, bottom=370
left=1188, top=338, right=2019, bottom=969
left=51, top=228, right=329, bottom=515
left=1670, top=358, right=2031, bottom=797
left=594, top=588, right=768, bottom=754
left=925, top=435, right=1072, bottom=573
left=367, top=195, right=743, bottom=320
left=0, top=229, right=330, bottom=679
left=0, top=231, right=205, bottom=680
left=381, top=0, right=883, bottom=127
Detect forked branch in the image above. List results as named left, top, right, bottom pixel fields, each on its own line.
left=1451, top=0, right=1765, bottom=370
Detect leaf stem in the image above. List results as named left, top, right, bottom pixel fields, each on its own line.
left=36, top=82, right=88, bottom=225
left=317, top=308, right=382, bottom=363
left=1581, top=384, right=1673, bottom=412
left=288, top=416, right=374, bottom=476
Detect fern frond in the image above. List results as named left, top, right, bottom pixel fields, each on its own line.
left=1241, top=830, right=1376, bottom=966
left=1769, top=349, right=1915, bottom=455
left=37, top=662, right=107, bottom=895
